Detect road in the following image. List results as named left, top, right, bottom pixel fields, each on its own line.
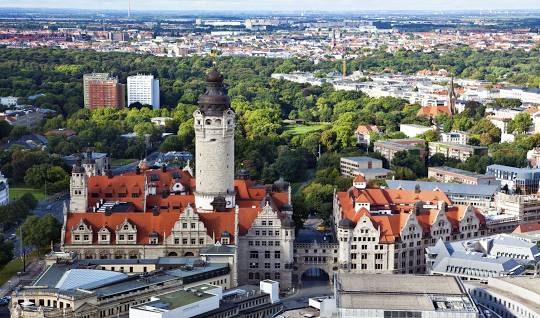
left=282, top=281, right=333, bottom=310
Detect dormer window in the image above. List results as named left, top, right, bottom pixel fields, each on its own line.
left=79, top=225, right=85, bottom=231
left=222, top=237, right=229, bottom=244
left=150, top=238, right=158, bottom=245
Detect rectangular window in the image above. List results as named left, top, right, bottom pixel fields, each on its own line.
left=274, top=263, right=281, bottom=269
left=274, top=251, right=280, bottom=259
left=128, top=235, right=134, bottom=241
left=182, top=239, right=188, bottom=244
left=101, top=235, right=107, bottom=241
left=199, top=239, right=204, bottom=245
left=250, top=251, right=259, bottom=259
left=264, top=263, right=270, bottom=269
left=119, top=235, right=125, bottom=240
left=83, top=235, right=89, bottom=241
left=174, top=238, right=180, bottom=244
left=265, top=251, right=271, bottom=259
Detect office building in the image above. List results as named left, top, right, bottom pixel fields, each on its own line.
left=428, top=166, right=499, bottom=185
left=10, top=255, right=232, bottom=318
left=323, top=273, right=479, bottom=318
left=333, top=180, right=487, bottom=275
left=339, top=156, right=391, bottom=179
left=127, top=75, right=160, bottom=109
left=426, top=234, right=540, bottom=280
left=486, top=164, right=540, bottom=194
left=466, top=277, right=540, bottom=318
left=83, top=73, right=125, bottom=109
left=428, top=142, right=488, bottom=162
left=129, top=280, right=282, bottom=318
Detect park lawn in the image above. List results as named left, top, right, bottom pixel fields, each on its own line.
left=111, top=158, right=138, bottom=167
left=0, top=252, right=38, bottom=286
left=9, top=187, right=46, bottom=201
left=283, top=122, right=330, bottom=136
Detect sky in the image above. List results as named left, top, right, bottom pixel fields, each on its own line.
left=1, top=0, right=540, bottom=12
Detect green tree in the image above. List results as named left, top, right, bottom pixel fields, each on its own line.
left=20, top=214, right=61, bottom=251
left=507, top=112, right=532, bottom=134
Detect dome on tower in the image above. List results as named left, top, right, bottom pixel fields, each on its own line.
left=211, top=195, right=227, bottom=212
left=72, top=159, right=85, bottom=174
left=198, top=69, right=231, bottom=116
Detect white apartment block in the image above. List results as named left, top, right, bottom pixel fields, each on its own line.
left=441, top=131, right=469, bottom=145
left=127, top=75, right=160, bottom=109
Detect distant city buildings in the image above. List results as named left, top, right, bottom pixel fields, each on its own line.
left=127, top=74, right=160, bottom=109
left=428, top=166, right=499, bottom=185
left=83, top=73, right=125, bottom=109
left=0, top=96, right=18, bottom=107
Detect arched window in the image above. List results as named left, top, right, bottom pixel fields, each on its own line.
left=205, top=119, right=212, bottom=125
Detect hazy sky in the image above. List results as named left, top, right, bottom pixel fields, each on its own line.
left=1, top=0, right=540, bottom=11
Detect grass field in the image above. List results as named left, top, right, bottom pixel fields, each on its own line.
left=9, top=187, right=46, bottom=201
left=283, top=121, right=330, bottom=136
left=0, top=252, right=38, bottom=286
left=110, top=158, right=138, bottom=167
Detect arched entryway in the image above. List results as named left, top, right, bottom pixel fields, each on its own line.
left=298, top=267, right=331, bottom=288
left=167, top=252, right=178, bottom=257
left=184, top=252, right=194, bottom=257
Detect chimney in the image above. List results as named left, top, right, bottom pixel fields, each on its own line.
left=136, top=166, right=141, bottom=175
left=162, top=165, right=167, bottom=173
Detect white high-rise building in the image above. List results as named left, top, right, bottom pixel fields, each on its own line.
left=127, top=75, right=160, bottom=109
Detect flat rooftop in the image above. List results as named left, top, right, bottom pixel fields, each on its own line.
left=337, top=274, right=477, bottom=313
left=135, top=284, right=218, bottom=312
left=429, top=166, right=491, bottom=178
left=341, top=156, right=381, bottom=162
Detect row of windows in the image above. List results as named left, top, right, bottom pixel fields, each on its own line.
left=248, top=240, right=281, bottom=247
left=249, top=251, right=280, bottom=259
left=249, top=262, right=282, bottom=269
left=248, top=272, right=280, bottom=280
left=254, top=230, right=280, bottom=236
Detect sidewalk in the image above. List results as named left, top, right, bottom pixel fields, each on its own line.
left=0, top=261, right=43, bottom=297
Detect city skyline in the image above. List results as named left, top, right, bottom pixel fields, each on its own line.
left=2, top=0, right=540, bottom=12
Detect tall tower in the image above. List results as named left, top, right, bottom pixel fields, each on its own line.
left=70, top=159, right=88, bottom=212
left=194, top=70, right=236, bottom=211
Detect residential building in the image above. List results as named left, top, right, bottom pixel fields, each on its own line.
left=333, top=180, right=487, bottom=275
left=10, top=256, right=232, bottom=318
left=0, top=172, right=8, bottom=206
left=428, top=142, right=488, bottom=162
left=322, top=273, right=479, bottom=318
left=83, top=73, right=110, bottom=108
left=355, top=124, right=379, bottom=146
left=84, top=73, right=125, bottom=109
left=373, top=138, right=426, bottom=162
left=428, top=166, right=499, bottom=185
left=486, top=164, right=540, bottom=194
left=466, top=277, right=540, bottom=318
left=385, top=180, right=498, bottom=209
left=127, top=75, right=160, bottom=109
left=426, top=234, right=540, bottom=280
left=339, top=156, right=391, bottom=180
left=62, top=70, right=296, bottom=290
left=130, top=281, right=282, bottom=318
left=399, top=123, right=434, bottom=138
left=441, top=131, right=469, bottom=145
